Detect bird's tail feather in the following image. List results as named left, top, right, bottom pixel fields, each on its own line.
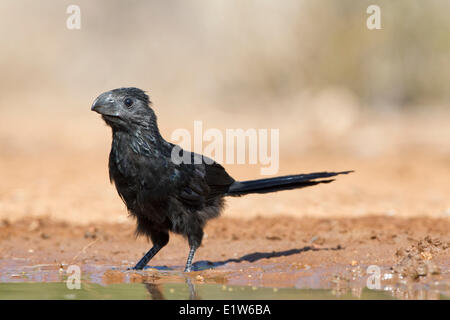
left=226, top=171, right=353, bottom=196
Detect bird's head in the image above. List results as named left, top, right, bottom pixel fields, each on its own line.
left=91, top=87, right=157, bottom=131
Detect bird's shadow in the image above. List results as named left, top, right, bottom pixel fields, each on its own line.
left=141, top=265, right=173, bottom=271
left=192, top=244, right=343, bottom=271
left=142, top=244, right=343, bottom=272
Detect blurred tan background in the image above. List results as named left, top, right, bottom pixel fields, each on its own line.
left=0, top=1, right=449, bottom=224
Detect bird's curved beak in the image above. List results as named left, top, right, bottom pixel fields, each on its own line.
left=91, top=92, right=120, bottom=117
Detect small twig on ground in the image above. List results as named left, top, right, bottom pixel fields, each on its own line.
left=71, top=238, right=99, bottom=263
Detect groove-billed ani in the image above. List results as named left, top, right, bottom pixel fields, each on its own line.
left=91, top=87, right=352, bottom=272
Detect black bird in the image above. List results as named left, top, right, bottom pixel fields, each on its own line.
left=91, top=87, right=352, bottom=272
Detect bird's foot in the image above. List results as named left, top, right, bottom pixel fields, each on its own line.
left=128, top=265, right=144, bottom=271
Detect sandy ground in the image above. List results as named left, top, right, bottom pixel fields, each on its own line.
left=0, top=108, right=449, bottom=225
left=0, top=150, right=449, bottom=224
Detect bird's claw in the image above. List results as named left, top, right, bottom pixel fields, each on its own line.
left=128, top=266, right=143, bottom=271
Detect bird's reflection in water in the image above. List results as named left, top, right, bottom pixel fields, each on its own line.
left=186, top=276, right=200, bottom=300
left=144, top=283, right=165, bottom=300
left=144, top=276, right=200, bottom=300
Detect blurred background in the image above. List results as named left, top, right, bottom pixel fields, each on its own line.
left=0, top=0, right=449, bottom=223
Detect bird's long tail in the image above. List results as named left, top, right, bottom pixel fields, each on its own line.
left=226, top=171, right=353, bottom=196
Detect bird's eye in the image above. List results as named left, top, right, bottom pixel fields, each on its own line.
left=124, top=98, right=133, bottom=107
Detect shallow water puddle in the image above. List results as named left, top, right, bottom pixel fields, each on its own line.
left=0, top=260, right=448, bottom=300
left=0, top=282, right=396, bottom=300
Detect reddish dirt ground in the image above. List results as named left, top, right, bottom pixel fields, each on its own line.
left=0, top=215, right=448, bottom=299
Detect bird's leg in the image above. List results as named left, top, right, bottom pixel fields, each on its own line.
left=184, top=245, right=198, bottom=272
left=184, top=228, right=203, bottom=272
left=132, top=244, right=162, bottom=270
left=131, top=227, right=169, bottom=270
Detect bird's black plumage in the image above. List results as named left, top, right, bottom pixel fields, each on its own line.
left=91, top=87, right=352, bottom=271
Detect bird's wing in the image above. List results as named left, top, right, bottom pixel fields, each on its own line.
left=174, top=151, right=235, bottom=209
left=203, top=160, right=235, bottom=197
